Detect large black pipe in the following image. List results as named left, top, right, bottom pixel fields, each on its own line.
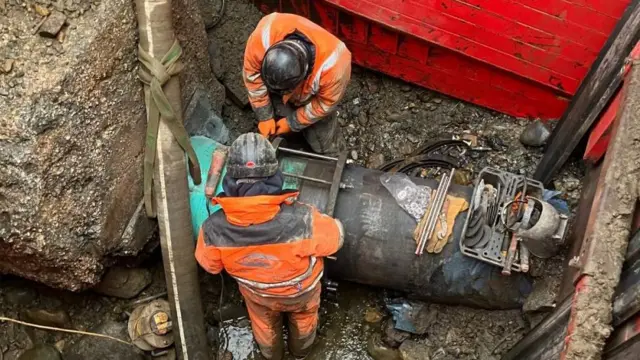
left=190, top=138, right=531, bottom=310
left=282, top=155, right=533, bottom=309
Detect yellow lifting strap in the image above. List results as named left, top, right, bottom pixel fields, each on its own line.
left=138, top=40, right=202, bottom=217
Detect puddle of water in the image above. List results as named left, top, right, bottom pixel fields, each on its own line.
left=219, top=319, right=259, bottom=360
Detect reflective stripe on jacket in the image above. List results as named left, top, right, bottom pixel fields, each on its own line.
left=243, top=13, right=352, bottom=131
left=195, top=192, right=344, bottom=298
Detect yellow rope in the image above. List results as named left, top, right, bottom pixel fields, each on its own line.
left=0, top=316, right=132, bottom=346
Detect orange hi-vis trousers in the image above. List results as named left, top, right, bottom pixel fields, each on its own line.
left=239, top=284, right=321, bottom=360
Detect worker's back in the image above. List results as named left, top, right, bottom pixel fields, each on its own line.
left=196, top=190, right=343, bottom=298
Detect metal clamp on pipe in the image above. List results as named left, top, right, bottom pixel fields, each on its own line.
left=271, top=138, right=348, bottom=262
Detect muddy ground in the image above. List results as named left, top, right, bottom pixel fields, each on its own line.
left=0, top=0, right=587, bottom=359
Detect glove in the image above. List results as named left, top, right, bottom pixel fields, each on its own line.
left=275, top=118, right=291, bottom=135
left=257, top=119, right=276, bottom=137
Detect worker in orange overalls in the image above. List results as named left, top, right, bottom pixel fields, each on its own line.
left=243, top=12, right=352, bottom=156
left=195, top=133, right=344, bottom=359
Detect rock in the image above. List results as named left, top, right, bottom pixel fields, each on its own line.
left=33, top=4, right=50, bottom=17
left=63, top=321, right=144, bottom=360
left=367, top=334, right=401, bottom=360
left=357, top=113, right=368, bottom=126
left=94, top=267, right=152, bottom=299
left=206, top=35, right=223, bottom=80
left=184, top=86, right=230, bottom=144
left=0, top=87, right=8, bottom=96
left=364, top=307, right=384, bottom=323
left=22, top=309, right=71, bottom=328
left=399, top=340, right=431, bottom=360
left=1, top=59, right=14, bottom=73
left=1, top=0, right=214, bottom=291
left=487, top=136, right=506, bottom=150
left=387, top=112, right=409, bottom=123
left=196, top=0, right=223, bottom=29
left=351, top=150, right=358, bottom=161
left=433, top=98, right=442, bottom=104
left=431, top=348, right=446, bottom=360
left=367, top=153, right=385, bottom=169
left=519, top=119, right=550, bottom=147
left=18, top=344, right=61, bottom=360
left=174, top=0, right=227, bottom=115
left=38, top=11, right=66, bottom=38
left=563, top=177, right=580, bottom=192
left=4, top=287, right=37, bottom=305
left=523, top=278, right=558, bottom=313
left=382, top=319, right=410, bottom=348
left=401, top=85, right=411, bottom=92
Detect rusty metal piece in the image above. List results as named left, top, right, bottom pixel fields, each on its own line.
left=502, top=233, right=519, bottom=276
left=128, top=299, right=175, bottom=351
left=205, top=146, right=228, bottom=199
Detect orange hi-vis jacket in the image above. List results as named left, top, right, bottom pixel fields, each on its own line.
left=243, top=13, right=352, bottom=131
left=195, top=192, right=344, bottom=298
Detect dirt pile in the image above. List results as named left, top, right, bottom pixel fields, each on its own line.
left=0, top=0, right=222, bottom=290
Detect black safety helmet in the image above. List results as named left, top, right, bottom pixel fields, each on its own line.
left=227, top=133, right=278, bottom=179
left=261, top=39, right=310, bottom=93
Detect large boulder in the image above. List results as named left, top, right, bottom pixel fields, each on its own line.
left=0, top=0, right=223, bottom=290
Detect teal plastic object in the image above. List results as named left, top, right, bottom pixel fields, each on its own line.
left=187, top=136, right=226, bottom=239
left=187, top=135, right=307, bottom=238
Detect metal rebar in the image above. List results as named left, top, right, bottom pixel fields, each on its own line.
left=416, top=172, right=449, bottom=254
left=278, top=147, right=339, bottom=161
left=282, top=172, right=333, bottom=185
left=418, top=169, right=455, bottom=255
left=417, top=175, right=447, bottom=253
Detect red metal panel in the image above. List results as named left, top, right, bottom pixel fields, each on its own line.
left=330, top=0, right=580, bottom=94
left=337, top=12, right=368, bottom=44
left=349, top=41, right=568, bottom=118
left=568, top=0, right=631, bottom=19
left=253, top=0, right=627, bottom=119
left=431, top=0, right=599, bottom=65
left=459, top=0, right=609, bottom=51
left=397, top=35, right=430, bottom=64
left=309, top=0, right=338, bottom=35
left=368, top=23, right=398, bottom=54
left=281, top=0, right=309, bottom=18
left=400, top=0, right=590, bottom=77
left=583, top=91, right=621, bottom=163
left=583, top=42, right=640, bottom=163
left=512, top=0, right=619, bottom=33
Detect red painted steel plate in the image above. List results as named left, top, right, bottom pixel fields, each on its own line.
left=584, top=42, right=640, bottom=163
left=252, top=0, right=630, bottom=120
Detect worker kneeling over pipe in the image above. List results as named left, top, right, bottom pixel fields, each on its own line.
left=194, top=133, right=343, bottom=360
left=189, top=135, right=532, bottom=313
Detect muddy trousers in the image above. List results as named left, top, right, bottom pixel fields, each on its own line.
left=271, top=95, right=346, bottom=157
left=239, top=284, right=321, bottom=360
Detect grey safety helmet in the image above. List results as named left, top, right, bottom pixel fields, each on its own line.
left=261, top=39, right=310, bottom=93
left=226, top=133, right=279, bottom=179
